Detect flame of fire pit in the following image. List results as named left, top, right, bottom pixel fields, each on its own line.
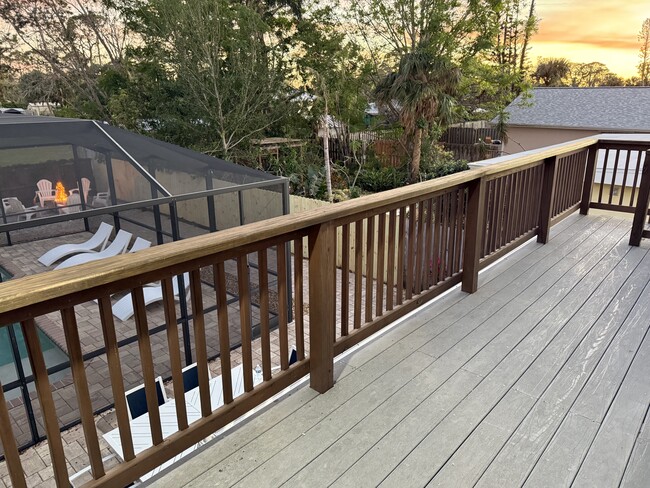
left=54, top=182, right=68, bottom=204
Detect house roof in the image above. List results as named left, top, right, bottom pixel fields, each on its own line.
left=499, top=87, right=650, bottom=132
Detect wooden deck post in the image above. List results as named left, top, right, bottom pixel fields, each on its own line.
left=308, top=222, right=336, bottom=393
left=537, top=156, right=558, bottom=244
left=629, top=151, right=650, bottom=246
left=580, top=144, right=598, bottom=215
left=462, top=176, right=486, bottom=293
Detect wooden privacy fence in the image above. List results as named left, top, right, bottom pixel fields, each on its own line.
left=0, top=135, right=649, bottom=487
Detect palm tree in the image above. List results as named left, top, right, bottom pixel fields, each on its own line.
left=375, top=52, right=460, bottom=182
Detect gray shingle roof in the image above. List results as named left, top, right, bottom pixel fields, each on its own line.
left=500, top=87, right=650, bottom=132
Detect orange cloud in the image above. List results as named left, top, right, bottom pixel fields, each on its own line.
left=529, top=0, right=647, bottom=77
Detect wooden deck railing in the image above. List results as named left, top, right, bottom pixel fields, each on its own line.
left=0, top=134, right=649, bottom=487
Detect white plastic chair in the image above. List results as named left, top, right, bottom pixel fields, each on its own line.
left=38, top=222, right=113, bottom=266
left=92, top=191, right=110, bottom=207
left=35, top=179, right=57, bottom=207
left=112, top=273, right=190, bottom=321
left=2, top=197, right=39, bottom=222
left=69, top=177, right=91, bottom=203
left=54, top=229, right=132, bottom=270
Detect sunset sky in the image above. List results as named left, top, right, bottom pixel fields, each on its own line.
left=529, top=0, right=648, bottom=78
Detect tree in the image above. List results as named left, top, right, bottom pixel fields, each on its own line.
left=352, top=0, right=499, bottom=181
left=639, top=18, right=650, bottom=85
left=494, top=0, right=538, bottom=85
left=567, top=62, right=617, bottom=87
left=18, top=70, right=66, bottom=104
left=375, top=52, right=460, bottom=182
left=121, top=0, right=293, bottom=158
left=0, top=0, right=129, bottom=119
left=533, top=58, right=570, bottom=86
left=292, top=4, right=372, bottom=199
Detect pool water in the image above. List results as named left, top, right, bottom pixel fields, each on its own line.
left=0, top=267, right=69, bottom=387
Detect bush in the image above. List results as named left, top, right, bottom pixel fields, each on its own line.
left=419, top=142, right=469, bottom=180
left=357, top=165, right=408, bottom=192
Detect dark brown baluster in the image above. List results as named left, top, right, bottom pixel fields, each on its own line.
left=214, top=262, right=233, bottom=404
left=189, top=270, right=211, bottom=416
left=396, top=208, right=405, bottom=304
left=277, top=244, right=289, bottom=370
left=376, top=212, right=386, bottom=316
left=340, top=226, right=350, bottom=336
left=258, top=249, right=272, bottom=380
left=386, top=210, right=397, bottom=310
left=237, top=256, right=254, bottom=391
left=365, top=215, right=375, bottom=322
left=354, top=219, right=363, bottom=328
left=293, top=238, right=305, bottom=359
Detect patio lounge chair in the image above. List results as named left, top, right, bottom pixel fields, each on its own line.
left=35, top=179, right=57, bottom=207
left=38, top=222, right=113, bottom=266
left=54, top=229, right=133, bottom=270
left=2, top=197, right=39, bottom=223
left=112, top=272, right=190, bottom=322
left=125, top=376, right=168, bottom=420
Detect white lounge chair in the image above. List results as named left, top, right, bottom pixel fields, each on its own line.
left=54, top=230, right=132, bottom=269
left=38, top=222, right=113, bottom=266
left=54, top=229, right=132, bottom=270
left=112, top=273, right=190, bottom=322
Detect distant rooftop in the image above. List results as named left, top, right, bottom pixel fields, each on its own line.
left=499, top=87, right=650, bottom=132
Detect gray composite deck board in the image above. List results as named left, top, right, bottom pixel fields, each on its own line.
left=150, top=215, right=650, bottom=488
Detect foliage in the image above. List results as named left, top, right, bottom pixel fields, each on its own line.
left=357, top=165, right=407, bottom=193
left=0, top=0, right=129, bottom=119
left=567, top=62, right=623, bottom=87
left=493, top=0, right=538, bottom=90
left=532, top=58, right=571, bottom=86
left=419, top=142, right=469, bottom=180
left=119, top=0, right=296, bottom=158
left=375, top=51, right=461, bottom=182
left=263, top=145, right=330, bottom=199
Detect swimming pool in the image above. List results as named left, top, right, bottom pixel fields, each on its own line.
left=0, top=266, right=69, bottom=387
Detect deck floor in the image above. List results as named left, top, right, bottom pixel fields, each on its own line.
left=151, top=213, right=650, bottom=488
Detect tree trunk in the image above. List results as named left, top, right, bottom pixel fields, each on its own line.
left=410, top=127, right=423, bottom=183
left=323, top=101, right=333, bottom=202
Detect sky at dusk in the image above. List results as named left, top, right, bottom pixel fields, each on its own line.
left=529, top=0, right=648, bottom=77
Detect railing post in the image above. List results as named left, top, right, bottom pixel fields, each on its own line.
left=537, top=156, right=558, bottom=244
left=308, top=222, right=336, bottom=393
left=580, top=144, right=599, bottom=215
left=462, top=176, right=486, bottom=293
left=629, top=151, right=650, bottom=246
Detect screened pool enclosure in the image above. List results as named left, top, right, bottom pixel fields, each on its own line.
left=0, top=114, right=291, bottom=452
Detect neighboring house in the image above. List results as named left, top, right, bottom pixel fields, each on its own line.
left=497, top=87, right=650, bottom=155
left=27, top=102, right=60, bottom=116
